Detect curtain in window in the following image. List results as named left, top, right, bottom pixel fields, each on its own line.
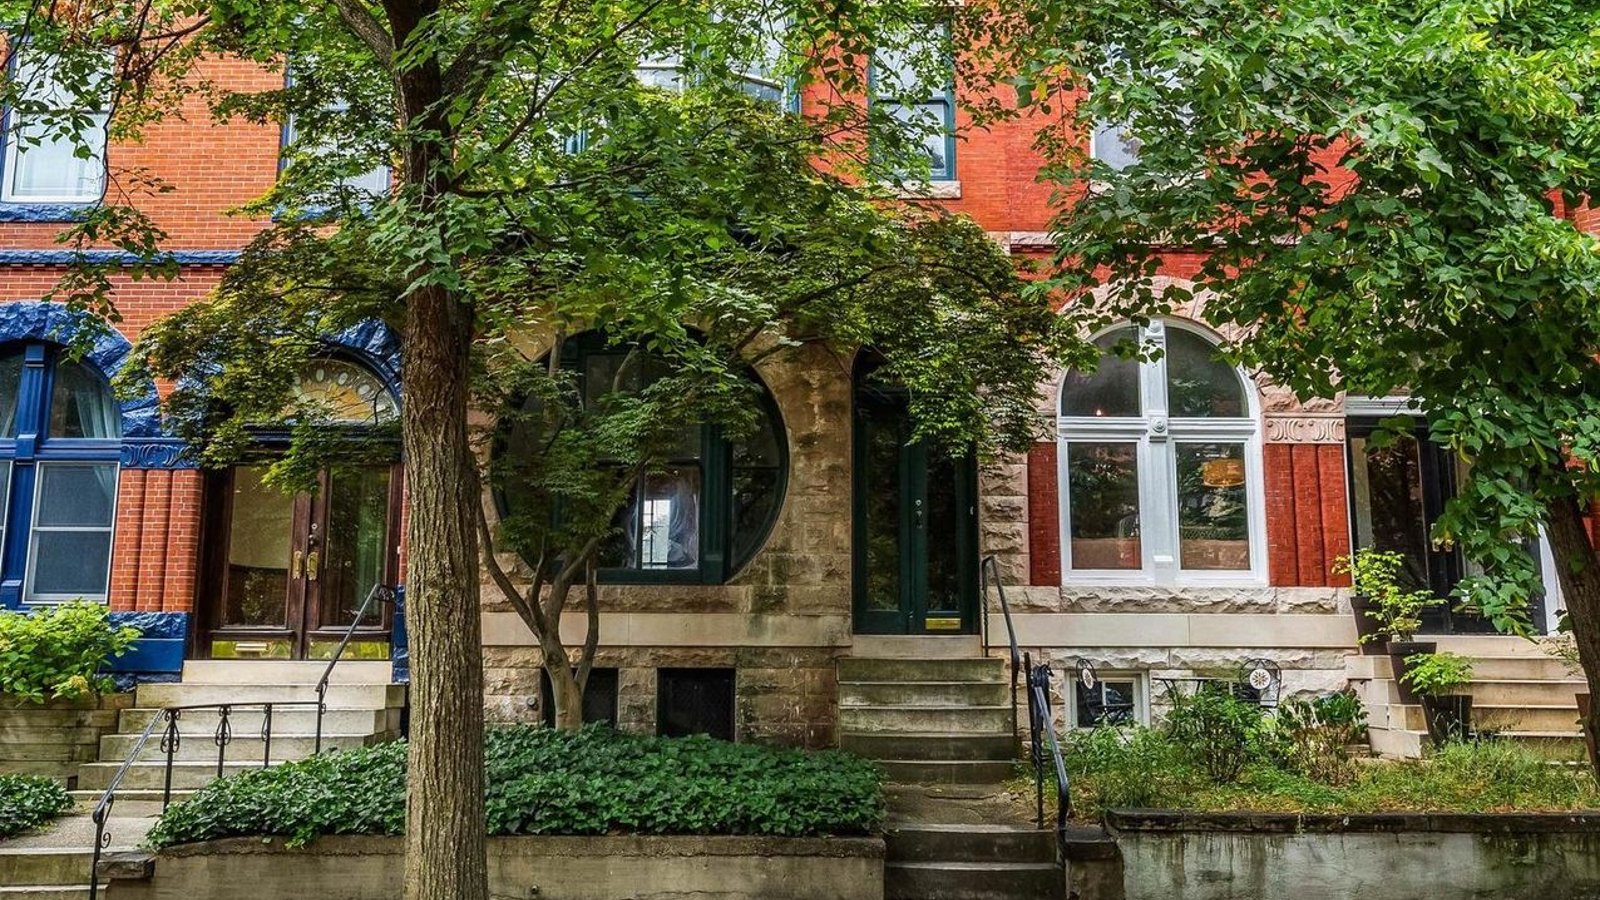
left=0, top=351, right=22, bottom=438
left=4, top=54, right=110, bottom=202
left=49, top=360, right=120, bottom=439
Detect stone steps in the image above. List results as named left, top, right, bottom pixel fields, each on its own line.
left=179, top=660, right=392, bottom=685
left=116, top=705, right=398, bottom=736
left=0, top=849, right=91, bottom=886
left=839, top=654, right=1014, bottom=788
left=883, top=861, right=1063, bottom=900
left=0, top=886, right=89, bottom=899
left=67, top=790, right=193, bottom=815
left=886, top=824, right=1056, bottom=863
left=133, top=682, right=404, bottom=709
left=99, top=731, right=379, bottom=764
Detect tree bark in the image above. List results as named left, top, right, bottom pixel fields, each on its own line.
left=384, top=1, right=489, bottom=898
left=1543, top=495, right=1600, bottom=777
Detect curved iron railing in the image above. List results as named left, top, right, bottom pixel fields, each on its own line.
left=89, top=583, right=398, bottom=897
left=980, top=555, right=1071, bottom=857
left=314, top=583, right=397, bottom=753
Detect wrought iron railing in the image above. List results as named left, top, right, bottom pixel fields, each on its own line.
left=88, top=583, right=398, bottom=898
left=980, top=555, right=1071, bottom=858
left=314, top=584, right=397, bottom=753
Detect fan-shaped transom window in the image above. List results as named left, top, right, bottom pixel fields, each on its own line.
left=497, top=334, right=787, bottom=583
left=1057, top=320, right=1263, bottom=584
left=0, top=342, right=122, bottom=606
left=294, top=357, right=398, bottom=424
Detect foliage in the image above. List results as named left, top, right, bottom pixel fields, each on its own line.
left=1050, top=724, right=1598, bottom=819
left=1333, top=550, right=1440, bottom=644
left=1400, top=652, right=1475, bottom=698
left=0, top=602, right=139, bottom=703
left=1159, top=686, right=1266, bottom=784
left=146, top=725, right=884, bottom=848
left=997, top=0, right=1600, bottom=643
left=1264, top=692, right=1368, bottom=785
left=0, top=774, right=74, bottom=838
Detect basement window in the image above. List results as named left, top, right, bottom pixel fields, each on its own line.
left=1070, top=672, right=1145, bottom=728
left=539, top=667, right=620, bottom=727
left=656, top=667, right=735, bottom=741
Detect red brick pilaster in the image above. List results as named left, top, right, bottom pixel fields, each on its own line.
left=1026, top=441, right=1060, bottom=585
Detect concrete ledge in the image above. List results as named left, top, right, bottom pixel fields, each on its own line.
left=993, top=612, right=1357, bottom=648
left=108, top=834, right=885, bottom=900
left=483, top=611, right=854, bottom=648
left=1106, top=809, right=1600, bottom=835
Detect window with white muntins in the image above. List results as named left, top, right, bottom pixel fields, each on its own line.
left=2, top=52, right=110, bottom=203
left=1057, top=320, right=1265, bottom=585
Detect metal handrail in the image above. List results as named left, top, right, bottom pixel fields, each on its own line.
left=980, top=556, right=1024, bottom=754
left=313, top=583, right=397, bottom=753
left=981, top=554, right=1071, bottom=862
left=88, top=700, right=321, bottom=899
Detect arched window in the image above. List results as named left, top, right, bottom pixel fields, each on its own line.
left=1058, top=320, right=1263, bottom=583
left=293, top=356, right=399, bottom=424
left=0, top=343, right=122, bottom=605
left=498, top=334, right=787, bottom=583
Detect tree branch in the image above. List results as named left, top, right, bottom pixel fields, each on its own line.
left=329, top=0, right=394, bottom=68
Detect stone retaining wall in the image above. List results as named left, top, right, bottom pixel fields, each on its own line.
left=0, top=694, right=133, bottom=783
left=103, top=834, right=885, bottom=900
left=1102, top=810, right=1600, bottom=900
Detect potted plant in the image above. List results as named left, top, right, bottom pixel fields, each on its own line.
left=1334, top=549, right=1441, bottom=673
left=1401, top=651, right=1474, bottom=747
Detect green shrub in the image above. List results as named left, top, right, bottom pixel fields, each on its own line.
left=1063, top=725, right=1199, bottom=811
left=147, top=725, right=885, bottom=848
left=0, top=774, right=74, bottom=838
left=1161, top=687, right=1267, bottom=784
left=1266, top=692, right=1368, bottom=785
left=1400, top=652, right=1474, bottom=697
left=0, top=602, right=140, bottom=703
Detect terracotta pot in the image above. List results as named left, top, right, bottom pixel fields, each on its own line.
left=1350, top=595, right=1389, bottom=655
left=1579, top=693, right=1597, bottom=775
left=1421, top=694, right=1472, bottom=748
left=1387, top=640, right=1437, bottom=705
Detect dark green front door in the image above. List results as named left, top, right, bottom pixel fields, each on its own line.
left=852, top=373, right=979, bottom=635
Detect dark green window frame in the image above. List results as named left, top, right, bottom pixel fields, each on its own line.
left=868, top=31, right=957, bottom=182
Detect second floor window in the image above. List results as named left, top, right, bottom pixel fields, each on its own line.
left=283, top=90, right=390, bottom=201
left=2, top=53, right=109, bottom=203
left=871, top=35, right=955, bottom=181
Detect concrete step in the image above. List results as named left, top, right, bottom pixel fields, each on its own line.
left=77, top=760, right=276, bottom=792
left=0, top=849, right=91, bottom=886
left=0, top=710, right=120, bottom=731
left=0, top=743, right=100, bottom=763
left=849, top=637, right=984, bottom=659
left=180, top=660, right=393, bottom=685
left=886, top=825, right=1056, bottom=864
left=0, top=887, right=89, bottom=899
left=68, top=790, right=193, bottom=816
left=0, top=761, right=80, bottom=778
left=878, top=760, right=1018, bottom=785
left=1362, top=677, right=1582, bottom=707
left=99, top=732, right=378, bottom=764
left=841, top=681, right=1011, bottom=708
left=1430, top=636, right=1559, bottom=657
left=840, top=658, right=1006, bottom=685
left=133, top=682, right=404, bottom=709
left=841, top=733, right=1016, bottom=762
left=117, top=706, right=397, bottom=736
left=840, top=705, right=1012, bottom=735
left=884, top=860, right=1064, bottom=900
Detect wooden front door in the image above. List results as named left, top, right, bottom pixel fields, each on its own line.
left=201, top=464, right=400, bottom=659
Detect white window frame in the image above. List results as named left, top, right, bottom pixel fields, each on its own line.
left=23, top=460, right=119, bottom=604
left=282, top=99, right=391, bottom=199
left=1, top=53, right=111, bottom=204
left=1067, top=671, right=1148, bottom=728
left=1058, top=319, right=1267, bottom=586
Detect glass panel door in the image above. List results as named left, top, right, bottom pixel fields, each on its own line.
left=211, top=466, right=306, bottom=658
left=307, top=465, right=396, bottom=658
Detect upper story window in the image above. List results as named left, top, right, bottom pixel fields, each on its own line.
left=636, top=16, right=791, bottom=105
left=871, top=34, right=955, bottom=181
left=2, top=52, right=110, bottom=203
left=497, top=333, right=787, bottom=584
left=1090, top=121, right=1140, bottom=172
left=0, top=343, right=121, bottom=605
left=282, top=74, right=390, bottom=200
left=1057, top=320, right=1264, bottom=584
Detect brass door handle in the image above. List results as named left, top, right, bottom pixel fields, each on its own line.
left=293, top=550, right=305, bottom=579
left=306, top=549, right=320, bottom=581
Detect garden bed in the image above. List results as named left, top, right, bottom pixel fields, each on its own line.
left=148, top=725, right=885, bottom=848
left=0, top=773, right=75, bottom=839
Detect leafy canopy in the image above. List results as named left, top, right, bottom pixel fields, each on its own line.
left=1000, top=0, right=1600, bottom=631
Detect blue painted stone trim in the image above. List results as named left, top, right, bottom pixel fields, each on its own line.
left=0, top=301, right=162, bottom=437
left=105, top=611, right=188, bottom=687
left=120, top=439, right=197, bottom=470
left=391, top=586, right=409, bottom=685
left=0, top=249, right=240, bottom=266
left=0, top=203, right=93, bottom=223
left=328, top=319, right=403, bottom=397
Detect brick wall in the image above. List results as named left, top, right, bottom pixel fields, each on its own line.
left=1264, top=443, right=1352, bottom=588
left=109, top=468, right=203, bottom=613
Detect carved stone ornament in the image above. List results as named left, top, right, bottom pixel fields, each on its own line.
left=1263, top=415, right=1346, bottom=444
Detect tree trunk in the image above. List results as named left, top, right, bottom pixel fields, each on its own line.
left=400, top=283, right=487, bottom=900
left=1544, top=495, right=1600, bottom=779
left=546, top=651, right=584, bottom=731
left=384, top=1, right=488, bottom=897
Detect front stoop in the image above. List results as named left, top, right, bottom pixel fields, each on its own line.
left=1349, top=637, right=1586, bottom=759
left=67, top=660, right=404, bottom=811
left=0, top=848, right=92, bottom=900
left=885, top=824, right=1064, bottom=900
left=837, top=656, right=1017, bottom=784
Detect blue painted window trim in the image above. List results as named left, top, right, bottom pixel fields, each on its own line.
left=868, top=34, right=958, bottom=182
left=0, top=249, right=240, bottom=266
left=0, top=41, right=111, bottom=211
left=0, top=341, right=122, bottom=609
